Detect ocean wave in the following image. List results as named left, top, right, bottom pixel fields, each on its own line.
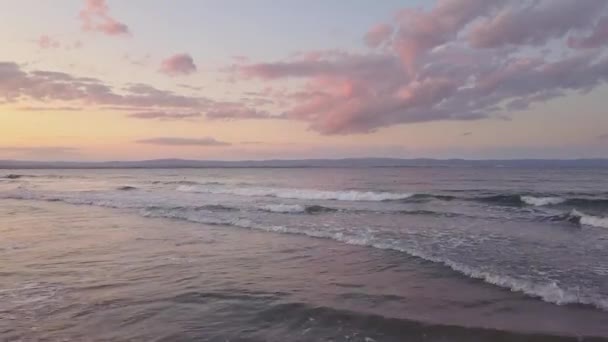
left=1, top=191, right=462, bottom=218
left=177, top=185, right=413, bottom=202
left=397, top=209, right=467, bottom=218
left=406, top=194, right=457, bottom=202
left=545, top=209, right=608, bottom=229
left=145, top=204, right=239, bottom=212
left=152, top=180, right=224, bottom=186
left=407, top=193, right=567, bottom=207
left=3, top=192, right=607, bottom=311
left=138, top=206, right=608, bottom=312
left=473, top=194, right=608, bottom=208
left=260, top=204, right=338, bottom=214
left=252, top=302, right=587, bottom=341
left=1, top=174, right=68, bottom=180
left=261, top=204, right=306, bottom=213
left=3, top=174, right=25, bottom=179
left=2, top=192, right=242, bottom=213
left=569, top=209, right=608, bottom=229
left=117, top=186, right=138, bottom=191
left=565, top=198, right=608, bottom=208
left=520, top=196, right=566, bottom=206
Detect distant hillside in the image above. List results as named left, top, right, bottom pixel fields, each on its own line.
left=1, top=158, right=608, bottom=169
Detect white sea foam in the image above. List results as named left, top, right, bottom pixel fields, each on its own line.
left=570, top=209, right=608, bottom=229
left=520, top=195, right=565, bottom=206
left=138, top=206, right=608, bottom=312
left=1, top=192, right=137, bottom=209
left=4, top=189, right=608, bottom=311
left=177, top=185, right=412, bottom=202
left=261, top=204, right=307, bottom=213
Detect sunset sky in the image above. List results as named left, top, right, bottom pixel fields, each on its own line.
left=2, top=0, right=608, bottom=161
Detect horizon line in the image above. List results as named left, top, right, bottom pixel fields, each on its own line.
left=2, top=157, right=608, bottom=170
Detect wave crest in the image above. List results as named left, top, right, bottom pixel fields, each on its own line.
left=261, top=204, right=338, bottom=214
left=177, top=185, right=413, bottom=202
left=138, top=206, right=608, bottom=312
left=520, top=196, right=565, bottom=206
left=569, top=209, right=608, bottom=229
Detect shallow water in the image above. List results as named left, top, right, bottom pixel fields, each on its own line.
left=2, top=167, right=608, bottom=341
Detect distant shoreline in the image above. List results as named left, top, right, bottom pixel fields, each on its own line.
left=2, top=158, right=608, bottom=169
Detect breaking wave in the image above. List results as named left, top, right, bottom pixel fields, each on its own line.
left=138, top=206, right=608, bottom=312
left=260, top=204, right=338, bottom=214
left=152, top=180, right=225, bottom=186
left=405, top=193, right=606, bottom=209
left=473, top=194, right=608, bottom=208
left=520, top=196, right=566, bottom=206
left=177, top=185, right=414, bottom=202
left=546, top=209, right=608, bottom=229
left=406, top=194, right=457, bottom=202
left=568, top=209, right=608, bottom=229
left=3, top=190, right=608, bottom=311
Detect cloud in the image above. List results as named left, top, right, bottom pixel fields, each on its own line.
left=569, top=16, right=608, bottom=49
left=233, top=0, right=608, bottom=134
left=127, top=111, right=201, bottom=120
left=37, top=35, right=61, bottom=49
left=204, top=102, right=281, bottom=120
left=8, top=0, right=608, bottom=139
left=135, top=137, right=231, bottom=146
left=178, top=84, right=203, bottom=91
left=160, top=54, right=197, bottom=76
left=17, top=106, right=83, bottom=111
left=0, top=146, right=80, bottom=159
left=0, top=62, right=202, bottom=108
left=123, top=53, right=151, bottom=67
left=598, top=133, right=608, bottom=140
left=392, top=0, right=506, bottom=70
left=240, top=52, right=401, bottom=80
left=468, top=0, right=606, bottom=48
left=80, top=0, right=130, bottom=36
left=0, top=146, right=78, bottom=153
left=462, top=132, right=472, bottom=136
left=364, top=24, right=393, bottom=48
left=1, top=62, right=271, bottom=124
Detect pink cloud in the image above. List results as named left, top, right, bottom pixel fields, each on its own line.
left=0, top=62, right=272, bottom=126
left=160, top=54, right=197, bottom=76
left=18, top=106, right=82, bottom=111
left=7, top=1, right=608, bottom=137
left=37, top=35, right=61, bottom=49
left=364, top=24, right=393, bottom=48
left=127, top=111, right=201, bottom=120
left=80, top=0, right=130, bottom=36
left=240, top=53, right=401, bottom=81
left=204, top=101, right=279, bottom=120
left=135, top=137, right=230, bottom=146
left=569, top=16, right=608, bottom=49
left=468, top=0, right=607, bottom=48
left=0, top=62, right=201, bottom=108
left=223, top=0, right=608, bottom=134
left=392, top=0, right=505, bottom=71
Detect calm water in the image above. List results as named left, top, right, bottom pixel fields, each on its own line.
left=2, top=167, right=608, bottom=341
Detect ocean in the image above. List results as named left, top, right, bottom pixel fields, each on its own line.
left=1, top=167, right=608, bottom=341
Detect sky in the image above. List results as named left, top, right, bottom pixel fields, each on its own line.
left=1, top=0, right=608, bottom=161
